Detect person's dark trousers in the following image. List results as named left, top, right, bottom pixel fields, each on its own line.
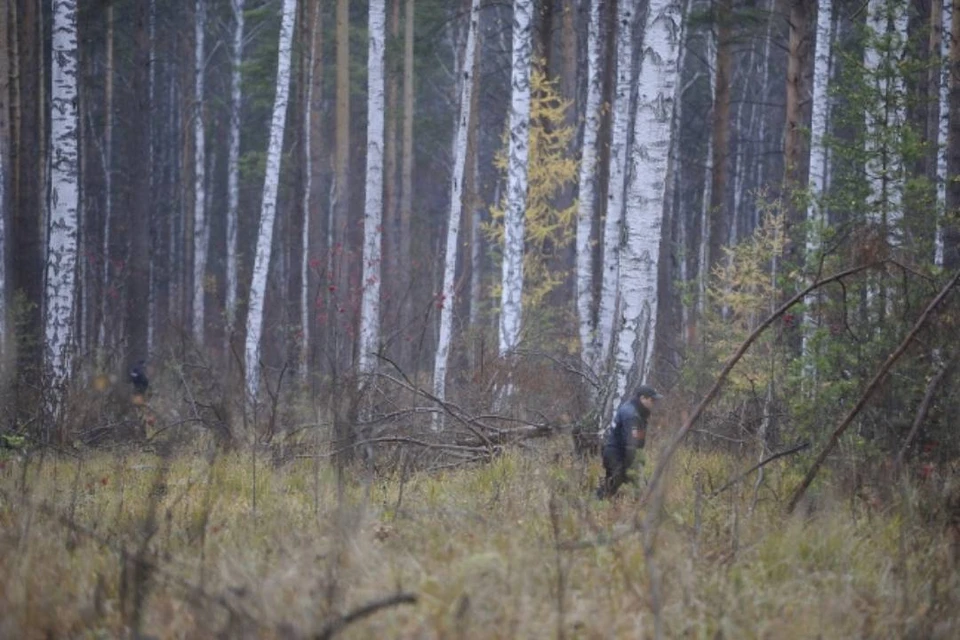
left=596, top=447, right=632, bottom=499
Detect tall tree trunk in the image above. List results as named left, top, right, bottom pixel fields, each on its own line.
left=709, top=0, right=732, bottom=270
left=499, top=0, right=533, bottom=358
left=226, top=0, right=245, bottom=345
left=11, top=0, right=44, bottom=426
left=244, top=0, right=298, bottom=400
left=45, top=0, right=80, bottom=430
left=383, top=0, right=400, bottom=334
left=696, top=20, right=716, bottom=321
left=301, top=0, right=321, bottom=374
left=614, top=0, right=683, bottom=398
left=945, top=0, right=960, bottom=268
left=801, top=0, right=834, bottom=373
left=126, top=0, right=151, bottom=373
left=576, top=0, right=602, bottom=368
left=398, top=0, right=415, bottom=366
left=358, top=0, right=387, bottom=376
left=432, top=0, right=481, bottom=429
left=97, top=3, right=114, bottom=354
left=596, top=0, right=635, bottom=366
left=332, top=0, right=350, bottom=286
left=192, top=0, right=207, bottom=348
left=0, top=0, right=8, bottom=367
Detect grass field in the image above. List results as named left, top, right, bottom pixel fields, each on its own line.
left=1, top=441, right=958, bottom=639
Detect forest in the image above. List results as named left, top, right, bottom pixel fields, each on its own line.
left=2, top=0, right=960, bottom=637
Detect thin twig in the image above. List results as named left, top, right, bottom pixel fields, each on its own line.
left=314, top=592, right=418, bottom=640
left=710, top=441, right=810, bottom=497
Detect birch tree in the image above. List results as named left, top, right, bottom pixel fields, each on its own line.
left=433, top=0, right=481, bottom=428
left=936, top=0, right=952, bottom=266
left=499, top=0, right=533, bottom=357
left=614, top=0, right=682, bottom=399
left=193, top=0, right=208, bottom=347
left=226, top=0, right=245, bottom=341
left=301, top=2, right=321, bottom=372
left=596, top=0, right=636, bottom=365
left=802, top=0, right=834, bottom=369
left=244, top=0, right=297, bottom=399
left=45, top=0, right=80, bottom=418
left=358, top=0, right=386, bottom=376
left=576, top=0, right=602, bottom=368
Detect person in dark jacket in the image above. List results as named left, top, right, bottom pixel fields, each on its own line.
left=596, top=384, right=662, bottom=499
left=129, top=360, right=149, bottom=395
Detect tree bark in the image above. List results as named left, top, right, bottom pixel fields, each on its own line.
left=358, top=0, right=387, bottom=376
left=576, top=0, right=603, bottom=368
left=432, top=0, right=481, bottom=429
left=226, top=0, right=245, bottom=344
left=499, top=0, right=533, bottom=358
left=244, top=0, right=298, bottom=400
left=192, top=0, right=208, bottom=347
left=44, top=0, right=81, bottom=429
left=595, top=0, right=636, bottom=366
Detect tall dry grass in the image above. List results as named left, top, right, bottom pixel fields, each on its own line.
left=1, top=440, right=957, bottom=639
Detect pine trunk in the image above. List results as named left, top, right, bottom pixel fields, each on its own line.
left=244, top=0, right=298, bottom=399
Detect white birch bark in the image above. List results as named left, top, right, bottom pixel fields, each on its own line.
left=576, top=0, right=603, bottom=368
left=301, top=3, right=320, bottom=373
left=244, top=0, right=297, bottom=400
left=614, top=0, right=682, bottom=399
left=596, top=0, right=636, bottom=364
left=936, top=0, right=952, bottom=266
left=193, top=0, right=208, bottom=347
left=499, top=0, right=533, bottom=357
left=227, top=0, right=244, bottom=340
left=357, top=0, right=387, bottom=375
left=45, top=0, right=80, bottom=411
left=802, top=0, right=834, bottom=372
left=432, top=0, right=481, bottom=429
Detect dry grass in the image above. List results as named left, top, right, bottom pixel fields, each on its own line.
left=1, top=441, right=958, bottom=639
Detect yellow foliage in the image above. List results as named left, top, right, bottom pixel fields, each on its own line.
left=485, top=64, right=578, bottom=312
left=705, top=206, right=788, bottom=391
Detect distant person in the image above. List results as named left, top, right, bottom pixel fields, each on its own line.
left=596, top=384, right=662, bottom=499
left=129, top=360, right=149, bottom=395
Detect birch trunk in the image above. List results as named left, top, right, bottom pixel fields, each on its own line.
left=697, top=27, right=716, bottom=320
left=244, top=0, right=297, bottom=400
left=802, top=0, right=834, bottom=372
left=947, top=0, right=960, bottom=269
left=300, top=2, right=320, bottom=373
left=614, top=0, right=682, bottom=398
left=499, top=0, right=533, bottom=357
left=192, top=0, right=208, bottom=347
left=936, top=0, right=951, bottom=266
left=576, top=0, right=602, bottom=368
left=357, top=0, right=387, bottom=376
left=45, top=0, right=80, bottom=418
left=595, top=0, right=636, bottom=365
left=226, top=0, right=244, bottom=341
left=432, top=0, right=481, bottom=429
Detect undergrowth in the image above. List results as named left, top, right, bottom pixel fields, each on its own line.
left=0, top=441, right=957, bottom=639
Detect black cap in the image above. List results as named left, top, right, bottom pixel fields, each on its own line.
left=636, top=385, right=663, bottom=400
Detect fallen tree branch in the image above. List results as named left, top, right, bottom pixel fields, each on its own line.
left=787, top=267, right=960, bottom=514
left=315, top=592, right=418, bottom=640
left=640, top=262, right=882, bottom=508
left=710, top=441, right=810, bottom=497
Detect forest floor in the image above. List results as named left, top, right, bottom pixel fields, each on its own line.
left=1, top=439, right=958, bottom=639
